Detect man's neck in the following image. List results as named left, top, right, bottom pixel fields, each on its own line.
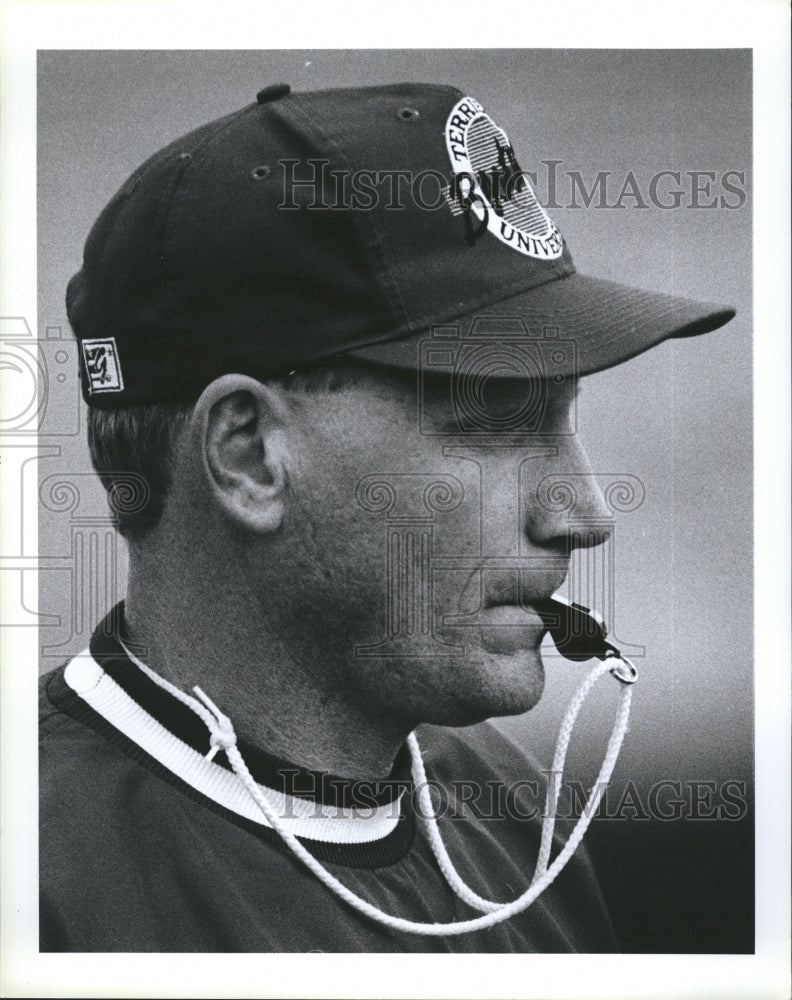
left=123, top=559, right=408, bottom=781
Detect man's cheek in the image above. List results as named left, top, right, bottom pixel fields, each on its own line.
left=320, top=538, right=388, bottom=615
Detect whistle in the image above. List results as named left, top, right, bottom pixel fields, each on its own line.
left=533, top=595, right=638, bottom=683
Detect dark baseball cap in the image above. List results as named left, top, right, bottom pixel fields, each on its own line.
left=66, top=82, right=735, bottom=407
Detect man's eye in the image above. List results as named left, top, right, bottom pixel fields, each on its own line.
left=429, top=380, right=577, bottom=434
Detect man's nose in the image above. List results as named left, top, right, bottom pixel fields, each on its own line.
left=523, top=436, right=612, bottom=550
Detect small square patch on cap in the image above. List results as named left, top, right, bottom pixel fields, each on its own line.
left=81, top=337, right=124, bottom=394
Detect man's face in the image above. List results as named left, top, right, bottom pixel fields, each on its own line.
left=254, top=365, right=611, bottom=731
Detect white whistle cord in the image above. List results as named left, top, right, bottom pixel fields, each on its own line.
left=126, top=643, right=633, bottom=937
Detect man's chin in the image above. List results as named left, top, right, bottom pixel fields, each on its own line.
left=424, top=645, right=546, bottom=728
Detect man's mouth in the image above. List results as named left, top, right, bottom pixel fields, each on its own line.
left=473, top=600, right=551, bottom=657
left=442, top=566, right=571, bottom=643
left=467, top=568, right=570, bottom=615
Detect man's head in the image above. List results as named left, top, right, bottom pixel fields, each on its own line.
left=88, top=353, right=610, bottom=732
left=70, top=81, right=735, bottom=739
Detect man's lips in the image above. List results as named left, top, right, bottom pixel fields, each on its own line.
left=440, top=568, right=570, bottom=654
left=484, top=594, right=560, bottom=610
left=465, top=569, right=570, bottom=614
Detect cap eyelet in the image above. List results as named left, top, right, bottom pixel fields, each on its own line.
left=257, top=83, right=291, bottom=104
left=397, top=107, right=420, bottom=122
left=250, top=165, right=271, bottom=181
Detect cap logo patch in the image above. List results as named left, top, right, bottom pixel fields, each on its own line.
left=444, top=96, right=563, bottom=260
left=81, top=337, right=124, bottom=394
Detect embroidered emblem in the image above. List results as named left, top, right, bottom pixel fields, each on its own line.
left=444, top=96, right=563, bottom=259
left=81, top=337, right=124, bottom=393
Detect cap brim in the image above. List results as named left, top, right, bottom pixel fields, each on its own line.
left=345, top=273, right=736, bottom=378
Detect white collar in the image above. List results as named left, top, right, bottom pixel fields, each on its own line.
left=63, top=650, right=404, bottom=845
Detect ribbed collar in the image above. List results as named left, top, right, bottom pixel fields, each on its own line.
left=89, top=603, right=412, bottom=810
left=48, top=603, right=417, bottom=868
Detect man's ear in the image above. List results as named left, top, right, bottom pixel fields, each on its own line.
left=192, top=374, right=289, bottom=534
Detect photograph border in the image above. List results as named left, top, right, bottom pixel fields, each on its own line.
left=1, top=1, right=789, bottom=997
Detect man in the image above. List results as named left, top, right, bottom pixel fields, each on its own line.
left=39, top=81, right=734, bottom=952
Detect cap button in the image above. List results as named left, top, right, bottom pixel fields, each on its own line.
left=256, top=83, right=291, bottom=104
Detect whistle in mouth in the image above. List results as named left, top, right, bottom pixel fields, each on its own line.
left=533, top=596, right=638, bottom=683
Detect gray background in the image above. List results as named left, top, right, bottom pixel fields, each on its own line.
left=37, top=49, right=752, bottom=798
